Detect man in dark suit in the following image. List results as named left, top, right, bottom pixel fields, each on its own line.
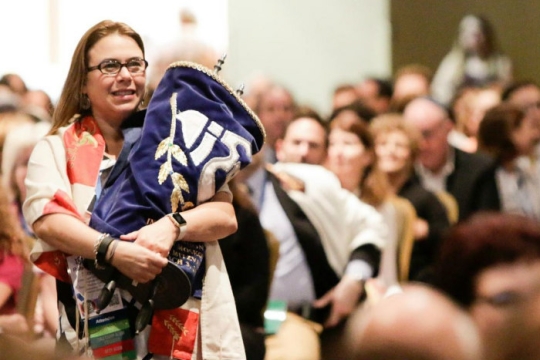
left=403, top=96, right=500, bottom=221
left=243, top=114, right=387, bottom=360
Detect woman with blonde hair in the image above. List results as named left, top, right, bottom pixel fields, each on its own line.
left=371, top=113, right=450, bottom=282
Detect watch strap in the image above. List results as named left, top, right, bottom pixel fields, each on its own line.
left=168, top=212, right=187, bottom=240
left=95, top=234, right=115, bottom=269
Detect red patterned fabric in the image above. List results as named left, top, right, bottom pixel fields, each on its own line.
left=148, top=308, right=200, bottom=359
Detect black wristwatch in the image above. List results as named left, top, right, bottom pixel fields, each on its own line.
left=168, top=212, right=187, bottom=240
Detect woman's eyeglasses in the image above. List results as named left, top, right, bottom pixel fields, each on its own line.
left=87, top=58, right=148, bottom=76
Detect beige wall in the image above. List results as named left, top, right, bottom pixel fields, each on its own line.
left=226, top=0, right=392, bottom=116
left=391, top=1, right=540, bottom=83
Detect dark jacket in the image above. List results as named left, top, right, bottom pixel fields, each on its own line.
left=446, top=147, right=500, bottom=221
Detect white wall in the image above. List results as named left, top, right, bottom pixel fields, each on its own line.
left=0, top=0, right=228, bottom=103
left=0, top=0, right=390, bottom=117
left=226, top=0, right=391, bottom=116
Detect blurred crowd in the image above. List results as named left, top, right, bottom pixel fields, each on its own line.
left=1, top=11, right=540, bottom=360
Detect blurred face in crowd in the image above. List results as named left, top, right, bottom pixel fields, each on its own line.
left=467, top=89, right=501, bottom=137
left=459, top=15, right=487, bottom=55
left=357, top=79, right=379, bottom=112
left=471, top=260, right=540, bottom=360
left=507, top=85, right=540, bottom=134
left=512, top=114, right=540, bottom=156
left=403, top=98, right=453, bottom=173
left=357, top=79, right=390, bottom=114
left=257, top=86, right=295, bottom=148
left=276, top=117, right=327, bottom=165
left=392, top=73, right=430, bottom=103
left=375, top=130, right=412, bottom=175
left=332, top=87, right=358, bottom=111
left=327, top=127, right=371, bottom=182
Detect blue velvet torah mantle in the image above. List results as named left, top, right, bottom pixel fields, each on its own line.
left=87, top=61, right=265, bottom=309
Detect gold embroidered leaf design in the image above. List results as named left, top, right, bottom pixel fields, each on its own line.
left=158, top=162, right=172, bottom=185
left=172, top=173, right=190, bottom=193
left=155, top=137, right=171, bottom=160
left=170, top=144, right=187, bottom=165
left=171, top=188, right=183, bottom=212
left=170, top=316, right=189, bottom=336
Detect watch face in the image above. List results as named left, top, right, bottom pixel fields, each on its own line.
left=172, top=212, right=187, bottom=226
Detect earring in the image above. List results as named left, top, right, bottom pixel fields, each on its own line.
left=81, top=94, right=91, bottom=110
left=138, top=91, right=148, bottom=109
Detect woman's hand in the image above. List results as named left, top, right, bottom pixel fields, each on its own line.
left=120, top=216, right=177, bottom=257
left=110, top=241, right=168, bottom=283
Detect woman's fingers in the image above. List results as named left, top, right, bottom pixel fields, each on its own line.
left=112, top=241, right=168, bottom=283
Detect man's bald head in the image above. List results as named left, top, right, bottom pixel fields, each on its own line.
left=403, top=97, right=454, bottom=172
left=350, top=284, right=483, bottom=360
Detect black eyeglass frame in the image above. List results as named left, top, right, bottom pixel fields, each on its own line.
left=87, top=58, right=149, bottom=75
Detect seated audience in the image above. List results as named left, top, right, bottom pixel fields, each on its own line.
left=403, top=96, right=500, bottom=221
left=477, top=103, right=540, bottom=220
left=243, top=111, right=388, bottom=360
